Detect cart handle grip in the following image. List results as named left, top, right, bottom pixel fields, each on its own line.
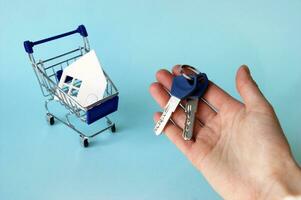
left=23, top=25, right=88, bottom=54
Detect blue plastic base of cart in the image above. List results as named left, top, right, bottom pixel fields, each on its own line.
left=86, top=96, right=119, bottom=125
left=56, top=70, right=118, bottom=125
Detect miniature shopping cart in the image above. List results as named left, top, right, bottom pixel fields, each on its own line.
left=23, top=25, right=119, bottom=147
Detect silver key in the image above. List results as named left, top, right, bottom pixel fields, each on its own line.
left=154, top=96, right=181, bottom=135
left=183, top=98, right=199, bottom=140
left=181, top=69, right=209, bottom=140
left=154, top=75, right=198, bottom=135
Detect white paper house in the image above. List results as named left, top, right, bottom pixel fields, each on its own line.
left=58, top=50, right=107, bottom=108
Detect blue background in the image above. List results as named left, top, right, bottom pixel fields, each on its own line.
left=1, top=0, right=301, bottom=199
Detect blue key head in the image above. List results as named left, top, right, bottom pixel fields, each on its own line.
left=171, top=75, right=198, bottom=99
left=190, top=73, right=209, bottom=97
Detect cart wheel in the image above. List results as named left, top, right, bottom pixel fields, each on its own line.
left=46, top=114, right=55, bottom=125
left=111, top=124, right=116, bottom=133
left=81, top=137, right=89, bottom=148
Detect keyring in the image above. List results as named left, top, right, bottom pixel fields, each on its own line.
left=180, top=65, right=200, bottom=80
left=179, top=65, right=218, bottom=114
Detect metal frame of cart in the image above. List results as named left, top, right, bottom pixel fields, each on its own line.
left=23, top=25, right=119, bottom=147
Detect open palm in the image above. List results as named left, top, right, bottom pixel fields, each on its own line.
left=150, top=65, right=300, bottom=199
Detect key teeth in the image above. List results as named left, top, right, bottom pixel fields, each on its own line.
left=182, top=131, right=193, bottom=140
left=154, top=127, right=163, bottom=136
left=183, top=135, right=192, bottom=140
left=155, top=131, right=162, bottom=136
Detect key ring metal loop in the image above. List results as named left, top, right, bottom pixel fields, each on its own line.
left=179, top=65, right=200, bottom=80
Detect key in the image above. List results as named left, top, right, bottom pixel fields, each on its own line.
left=154, top=75, right=198, bottom=135
left=183, top=73, right=209, bottom=140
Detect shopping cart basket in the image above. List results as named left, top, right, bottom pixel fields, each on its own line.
left=23, top=25, right=119, bottom=147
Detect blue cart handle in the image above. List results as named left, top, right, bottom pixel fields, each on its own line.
left=24, top=25, right=88, bottom=54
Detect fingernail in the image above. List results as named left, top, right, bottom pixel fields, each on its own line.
left=241, top=64, right=250, bottom=75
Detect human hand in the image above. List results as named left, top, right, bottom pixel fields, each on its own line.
left=150, top=65, right=301, bottom=200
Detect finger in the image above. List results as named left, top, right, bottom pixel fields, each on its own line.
left=172, top=65, right=238, bottom=112
left=236, top=65, right=272, bottom=111
left=155, top=69, right=174, bottom=90
left=156, top=67, right=217, bottom=124
left=153, top=112, right=193, bottom=155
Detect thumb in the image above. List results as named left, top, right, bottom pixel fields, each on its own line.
left=236, top=65, right=270, bottom=111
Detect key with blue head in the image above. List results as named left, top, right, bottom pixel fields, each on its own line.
left=154, top=74, right=198, bottom=135
left=183, top=72, right=209, bottom=140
